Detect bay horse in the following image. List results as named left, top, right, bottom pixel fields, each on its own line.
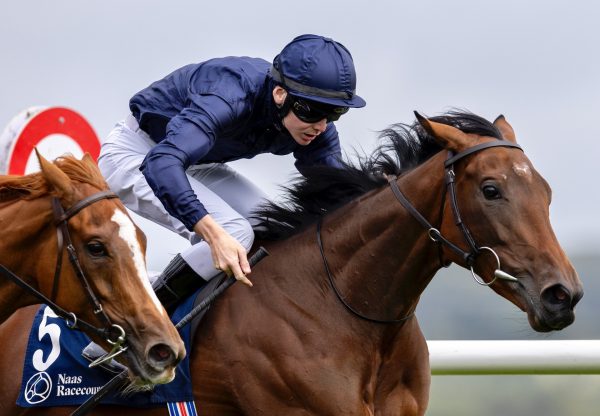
left=0, top=151, right=184, bottom=388
left=0, top=112, right=582, bottom=415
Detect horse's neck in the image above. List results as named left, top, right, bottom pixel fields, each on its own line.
left=0, top=197, right=54, bottom=311
left=320, top=153, right=446, bottom=321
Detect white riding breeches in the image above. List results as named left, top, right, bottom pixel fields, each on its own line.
left=97, top=114, right=268, bottom=280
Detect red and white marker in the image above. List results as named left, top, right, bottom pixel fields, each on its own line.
left=0, top=106, right=100, bottom=175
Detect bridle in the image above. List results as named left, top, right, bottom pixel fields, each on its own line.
left=317, top=139, right=523, bottom=324
left=0, top=190, right=128, bottom=358
left=390, top=140, right=523, bottom=283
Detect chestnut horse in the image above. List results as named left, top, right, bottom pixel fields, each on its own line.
left=0, top=152, right=184, bottom=388
left=0, top=112, right=582, bottom=415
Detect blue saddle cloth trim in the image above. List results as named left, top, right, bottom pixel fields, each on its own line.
left=17, top=288, right=201, bottom=408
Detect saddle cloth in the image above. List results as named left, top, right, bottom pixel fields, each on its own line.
left=17, top=288, right=202, bottom=408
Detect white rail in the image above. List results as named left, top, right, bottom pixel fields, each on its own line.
left=427, top=340, right=600, bottom=375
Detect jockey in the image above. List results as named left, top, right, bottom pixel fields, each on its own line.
left=98, top=34, right=366, bottom=309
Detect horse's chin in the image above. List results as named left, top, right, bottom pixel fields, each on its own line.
left=519, top=292, right=576, bottom=332
left=121, top=379, right=156, bottom=395
left=124, top=349, right=177, bottom=386
left=527, top=309, right=575, bottom=333
left=510, top=277, right=577, bottom=332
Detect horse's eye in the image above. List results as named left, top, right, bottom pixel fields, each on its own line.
left=87, top=241, right=107, bottom=257
left=482, top=184, right=502, bottom=200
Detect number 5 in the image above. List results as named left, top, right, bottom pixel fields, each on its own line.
left=32, top=306, right=61, bottom=372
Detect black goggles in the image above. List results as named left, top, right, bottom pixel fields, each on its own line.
left=290, top=97, right=349, bottom=123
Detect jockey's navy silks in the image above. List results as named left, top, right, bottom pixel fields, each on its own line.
left=99, top=34, right=366, bottom=284
left=132, top=57, right=343, bottom=231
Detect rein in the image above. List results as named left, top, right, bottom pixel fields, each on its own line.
left=0, top=190, right=127, bottom=347
left=317, top=219, right=415, bottom=324
left=317, top=140, right=523, bottom=324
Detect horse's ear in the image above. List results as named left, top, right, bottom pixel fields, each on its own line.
left=81, top=152, right=99, bottom=170
left=414, top=111, right=473, bottom=151
left=82, top=152, right=94, bottom=164
left=493, top=114, right=517, bottom=143
left=36, top=149, right=74, bottom=199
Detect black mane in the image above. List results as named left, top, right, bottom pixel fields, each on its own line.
left=253, top=110, right=502, bottom=240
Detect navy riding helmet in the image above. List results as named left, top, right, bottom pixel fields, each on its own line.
left=271, top=34, right=366, bottom=108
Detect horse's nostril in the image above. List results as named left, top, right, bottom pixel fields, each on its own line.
left=148, top=344, right=175, bottom=365
left=541, top=284, right=572, bottom=308
left=553, top=286, right=568, bottom=302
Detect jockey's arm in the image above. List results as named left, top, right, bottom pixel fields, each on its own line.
left=141, top=98, right=253, bottom=285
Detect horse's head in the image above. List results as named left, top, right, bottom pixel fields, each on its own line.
left=36, top=151, right=185, bottom=385
left=417, top=114, right=583, bottom=332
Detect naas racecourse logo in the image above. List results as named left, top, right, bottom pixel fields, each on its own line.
left=24, top=371, right=52, bottom=404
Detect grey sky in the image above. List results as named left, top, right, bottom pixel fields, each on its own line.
left=1, top=0, right=598, bottom=269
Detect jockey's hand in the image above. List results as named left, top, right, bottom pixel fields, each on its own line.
left=193, top=215, right=253, bottom=287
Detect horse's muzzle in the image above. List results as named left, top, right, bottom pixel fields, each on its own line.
left=122, top=338, right=185, bottom=386
left=542, top=283, right=583, bottom=310
left=147, top=342, right=181, bottom=373
left=536, top=283, right=584, bottom=331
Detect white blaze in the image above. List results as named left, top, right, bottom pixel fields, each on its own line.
left=111, top=209, right=165, bottom=315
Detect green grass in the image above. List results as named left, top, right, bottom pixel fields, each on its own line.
left=427, top=375, right=600, bottom=415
